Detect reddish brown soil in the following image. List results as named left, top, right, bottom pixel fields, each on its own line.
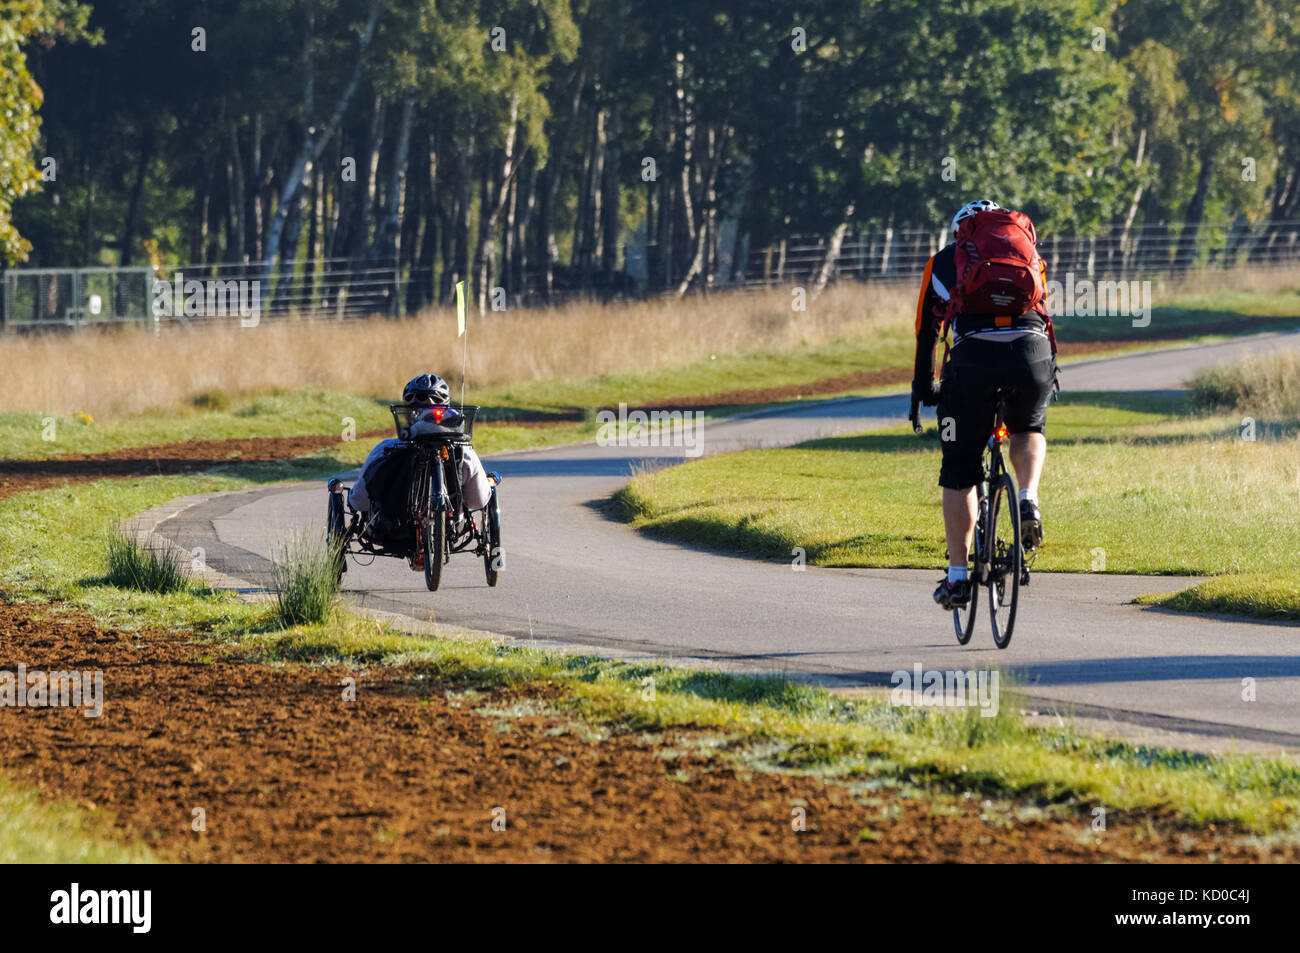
left=0, top=431, right=388, bottom=501
left=0, top=601, right=1288, bottom=863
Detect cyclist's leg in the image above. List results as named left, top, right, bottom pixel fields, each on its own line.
left=942, top=487, right=978, bottom=567
left=936, top=343, right=998, bottom=587
left=1002, top=335, right=1054, bottom=547
left=1002, top=334, right=1053, bottom=483
left=1008, top=432, right=1045, bottom=497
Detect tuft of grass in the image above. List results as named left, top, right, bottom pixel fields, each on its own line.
left=189, top=389, right=232, bottom=412
left=105, top=530, right=190, bottom=594
left=1189, top=350, right=1300, bottom=419
left=269, top=531, right=339, bottom=627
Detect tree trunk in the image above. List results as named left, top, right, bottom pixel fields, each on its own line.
left=811, top=203, right=855, bottom=297
left=1174, top=149, right=1214, bottom=273
left=369, top=93, right=415, bottom=267
left=262, top=2, right=380, bottom=286
left=600, top=105, right=621, bottom=284
left=471, top=99, right=524, bottom=313
left=536, top=61, right=585, bottom=301
left=226, top=120, right=246, bottom=264
left=119, top=126, right=154, bottom=267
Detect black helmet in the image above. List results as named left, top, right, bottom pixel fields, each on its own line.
left=403, top=373, right=450, bottom=406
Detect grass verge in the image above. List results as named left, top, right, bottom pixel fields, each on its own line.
left=2, top=281, right=1296, bottom=462
left=617, top=392, right=1300, bottom=577
left=1, top=465, right=1299, bottom=847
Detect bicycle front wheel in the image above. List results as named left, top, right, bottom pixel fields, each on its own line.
left=986, top=474, right=1021, bottom=649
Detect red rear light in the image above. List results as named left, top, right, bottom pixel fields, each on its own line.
left=430, top=406, right=446, bottom=423
left=995, top=424, right=1008, bottom=440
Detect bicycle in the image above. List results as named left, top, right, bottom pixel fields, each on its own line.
left=327, top=402, right=503, bottom=593
left=910, top=391, right=1029, bottom=649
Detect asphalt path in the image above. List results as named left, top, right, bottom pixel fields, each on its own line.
left=147, top=331, right=1300, bottom=746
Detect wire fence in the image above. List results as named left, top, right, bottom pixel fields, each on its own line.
left=3, top=218, right=1298, bottom=332
left=740, top=219, right=1300, bottom=286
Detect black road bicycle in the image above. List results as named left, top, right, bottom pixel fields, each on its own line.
left=911, top=391, right=1029, bottom=649
left=327, top=402, right=503, bottom=592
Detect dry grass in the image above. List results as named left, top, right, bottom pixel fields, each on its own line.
left=1146, top=263, right=1300, bottom=298
left=4, top=262, right=1297, bottom=421
left=0, top=283, right=914, bottom=420
left=1189, top=349, right=1300, bottom=418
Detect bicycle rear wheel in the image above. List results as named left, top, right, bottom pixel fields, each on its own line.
left=986, top=473, right=1021, bottom=649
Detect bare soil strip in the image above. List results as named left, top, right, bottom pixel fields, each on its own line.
left=0, top=432, right=388, bottom=501
left=0, top=602, right=1289, bottom=863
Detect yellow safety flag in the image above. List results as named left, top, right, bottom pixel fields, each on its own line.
left=455, top=280, right=467, bottom=337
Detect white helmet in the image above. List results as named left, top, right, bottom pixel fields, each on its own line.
left=951, top=198, right=1000, bottom=236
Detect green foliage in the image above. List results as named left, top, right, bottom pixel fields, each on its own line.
left=0, top=0, right=96, bottom=262
left=9, top=0, right=1300, bottom=287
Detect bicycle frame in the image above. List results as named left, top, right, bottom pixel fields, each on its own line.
left=973, top=415, right=1011, bottom=582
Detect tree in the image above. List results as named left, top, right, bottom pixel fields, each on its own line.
left=0, top=0, right=96, bottom=263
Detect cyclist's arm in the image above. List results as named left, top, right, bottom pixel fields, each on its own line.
left=912, top=255, right=943, bottom=395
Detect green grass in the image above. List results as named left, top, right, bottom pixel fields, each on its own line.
left=477, top=334, right=916, bottom=412
left=617, top=391, right=1300, bottom=578
left=223, top=611, right=1300, bottom=833
left=0, top=776, right=157, bottom=863
left=1135, top=573, right=1300, bottom=621
left=1052, top=288, right=1300, bottom=343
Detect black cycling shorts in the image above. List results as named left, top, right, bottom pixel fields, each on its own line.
left=935, top=334, right=1054, bottom=490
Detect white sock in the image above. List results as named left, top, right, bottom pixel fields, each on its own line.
left=947, top=565, right=968, bottom=583
left=1018, top=489, right=1038, bottom=506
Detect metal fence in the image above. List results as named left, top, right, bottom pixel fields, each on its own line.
left=741, top=219, right=1300, bottom=286
left=3, top=218, right=1298, bottom=332
left=1, top=267, right=154, bottom=330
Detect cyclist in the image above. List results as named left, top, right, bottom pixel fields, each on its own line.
left=348, top=373, right=493, bottom=540
left=911, top=199, right=1058, bottom=610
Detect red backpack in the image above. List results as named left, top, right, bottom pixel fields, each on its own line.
left=947, top=209, right=1045, bottom=326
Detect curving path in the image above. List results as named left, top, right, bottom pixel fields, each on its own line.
left=145, top=332, right=1300, bottom=748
